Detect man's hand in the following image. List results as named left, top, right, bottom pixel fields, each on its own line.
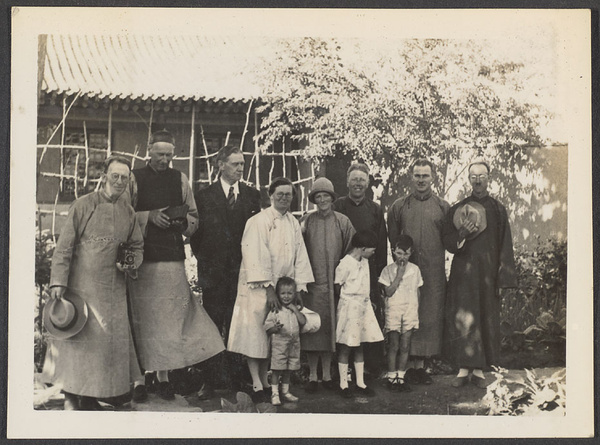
left=266, top=286, right=281, bottom=312
left=116, top=262, right=135, bottom=272
left=458, top=219, right=478, bottom=240
left=50, top=286, right=66, bottom=300
left=149, top=209, right=171, bottom=229
left=170, top=218, right=188, bottom=233
left=266, top=321, right=284, bottom=335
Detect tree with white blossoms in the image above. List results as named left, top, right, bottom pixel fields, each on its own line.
left=255, top=37, right=554, bottom=213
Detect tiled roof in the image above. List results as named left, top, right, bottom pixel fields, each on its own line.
left=41, top=35, right=273, bottom=103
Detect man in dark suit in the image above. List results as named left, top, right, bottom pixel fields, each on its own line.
left=190, top=145, right=261, bottom=396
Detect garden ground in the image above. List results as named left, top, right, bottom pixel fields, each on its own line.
left=34, top=367, right=563, bottom=415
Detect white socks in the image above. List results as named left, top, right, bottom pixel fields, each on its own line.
left=338, top=363, right=349, bottom=389
left=472, top=368, right=484, bottom=379
left=156, top=370, right=169, bottom=383
left=457, top=368, right=469, bottom=378
left=396, top=369, right=406, bottom=379
left=354, top=362, right=366, bottom=389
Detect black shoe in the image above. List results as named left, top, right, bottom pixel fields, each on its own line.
left=132, top=385, right=148, bottom=403
left=304, top=381, right=319, bottom=393
left=403, top=368, right=420, bottom=385
left=250, top=389, right=267, bottom=404
left=385, top=378, right=400, bottom=392
left=397, top=379, right=412, bottom=392
left=79, top=396, right=103, bottom=411
left=340, top=387, right=353, bottom=399
left=63, top=391, right=79, bottom=410
left=416, top=368, right=433, bottom=385
left=156, top=381, right=175, bottom=400
left=321, top=380, right=336, bottom=390
left=197, top=383, right=216, bottom=401
left=355, top=386, right=375, bottom=397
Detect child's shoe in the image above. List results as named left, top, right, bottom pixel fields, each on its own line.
left=397, top=379, right=412, bottom=392
left=340, top=387, right=352, bottom=399
left=271, top=393, right=282, bottom=406
left=282, top=391, right=299, bottom=402
left=355, top=386, right=375, bottom=397
left=385, top=377, right=400, bottom=391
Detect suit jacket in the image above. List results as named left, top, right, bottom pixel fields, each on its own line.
left=191, top=181, right=261, bottom=289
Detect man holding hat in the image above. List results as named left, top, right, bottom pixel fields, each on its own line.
left=127, top=130, right=224, bottom=401
left=442, top=160, right=517, bottom=388
left=42, top=156, right=144, bottom=410
left=387, top=159, right=450, bottom=385
left=301, top=177, right=355, bottom=392
left=190, top=145, right=261, bottom=396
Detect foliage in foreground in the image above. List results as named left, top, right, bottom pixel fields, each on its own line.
left=483, top=366, right=566, bottom=416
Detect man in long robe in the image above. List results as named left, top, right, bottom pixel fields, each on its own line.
left=333, top=163, right=387, bottom=376
left=387, top=159, right=450, bottom=384
left=442, top=161, right=517, bottom=388
left=128, top=130, right=224, bottom=401
left=42, top=156, right=144, bottom=410
left=190, top=145, right=261, bottom=395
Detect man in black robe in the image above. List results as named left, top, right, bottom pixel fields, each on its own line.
left=442, top=160, right=517, bottom=388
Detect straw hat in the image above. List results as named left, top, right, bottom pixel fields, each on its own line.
left=308, top=177, right=337, bottom=204
left=43, top=292, right=88, bottom=339
left=453, top=201, right=487, bottom=240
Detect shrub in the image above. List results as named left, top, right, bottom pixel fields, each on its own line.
left=34, top=229, right=56, bottom=372
left=483, top=366, right=566, bottom=416
left=500, top=236, right=566, bottom=354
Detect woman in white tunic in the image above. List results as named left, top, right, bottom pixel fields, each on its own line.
left=228, top=177, right=314, bottom=402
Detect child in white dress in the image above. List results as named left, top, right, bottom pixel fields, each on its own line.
left=378, top=235, right=423, bottom=392
left=263, top=276, right=307, bottom=406
left=334, top=230, right=384, bottom=397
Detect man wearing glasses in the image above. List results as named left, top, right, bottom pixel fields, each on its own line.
left=442, top=160, right=517, bottom=389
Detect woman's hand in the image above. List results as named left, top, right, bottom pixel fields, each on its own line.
left=266, top=285, right=281, bottom=313
left=296, top=290, right=306, bottom=310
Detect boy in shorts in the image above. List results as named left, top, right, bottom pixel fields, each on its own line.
left=378, top=235, right=423, bottom=392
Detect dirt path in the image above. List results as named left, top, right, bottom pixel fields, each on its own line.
left=34, top=368, right=563, bottom=415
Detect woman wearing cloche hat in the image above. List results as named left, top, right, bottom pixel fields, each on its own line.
left=300, top=177, right=356, bottom=393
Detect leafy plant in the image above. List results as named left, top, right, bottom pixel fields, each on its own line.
left=34, top=228, right=56, bottom=372
left=500, top=236, right=566, bottom=355
left=483, top=366, right=565, bottom=416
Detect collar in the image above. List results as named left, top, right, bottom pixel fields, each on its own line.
left=412, top=190, right=432, bottom=201
left=220, top=177, right=239, bottom=197
left=266, top=205, right=288, bottom=220
left=471, top=191, right=489, bottom=200
left=347, top=196, right=366, bottom=206
left=146, top=162, right=170, bottom=174
left=99, top=188, right=120, bottom=203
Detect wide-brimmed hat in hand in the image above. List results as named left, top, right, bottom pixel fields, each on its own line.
left=453, top=201, right=487, bottom=240
left=43, top=292, right=88, bottom=339
left=308, top=177, right=337, bottom=204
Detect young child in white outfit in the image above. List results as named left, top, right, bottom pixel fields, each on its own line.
left=334, top=230, right=384, bottom=398
left=378, top=234, right=423, bottom=392
left=263, top=276, right=307, bottom=406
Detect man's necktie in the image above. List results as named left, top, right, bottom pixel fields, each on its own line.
left=227, top=186, right=236, bottom=209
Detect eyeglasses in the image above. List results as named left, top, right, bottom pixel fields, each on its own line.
left=275, top=192, right=293, bottom=198
left=109, top=173, right=130, bottom=182
left=470, top=174, right=488, bottom=181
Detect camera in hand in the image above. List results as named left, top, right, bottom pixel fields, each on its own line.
left=117, top=243, right=135, bottom=267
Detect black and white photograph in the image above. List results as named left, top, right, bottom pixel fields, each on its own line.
left=7, top=7, right=593, bottom=439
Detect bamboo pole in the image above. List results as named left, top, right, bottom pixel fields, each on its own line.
left=59, top=96, right=66, bottom=192
left=254, top=111, right=260, bottom=190
left=282, top=136, right=287, bottom=178
left=73, top=150, right=80, bottom=199
left=189, top=103, right=196, bottom=188
left=239, top=100, right=253, bottom=152
left=199, top=125, right=213, bottom=184
left=224, top=131, right=230, bottom=147
left=146, top=102, right=154, bottom=158
left=107, top=105, right=113, bottom=157
left=83, top=121, right=89, bottom=189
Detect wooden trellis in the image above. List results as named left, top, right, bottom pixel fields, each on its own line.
left=37, top=95, right=318, bottom=237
